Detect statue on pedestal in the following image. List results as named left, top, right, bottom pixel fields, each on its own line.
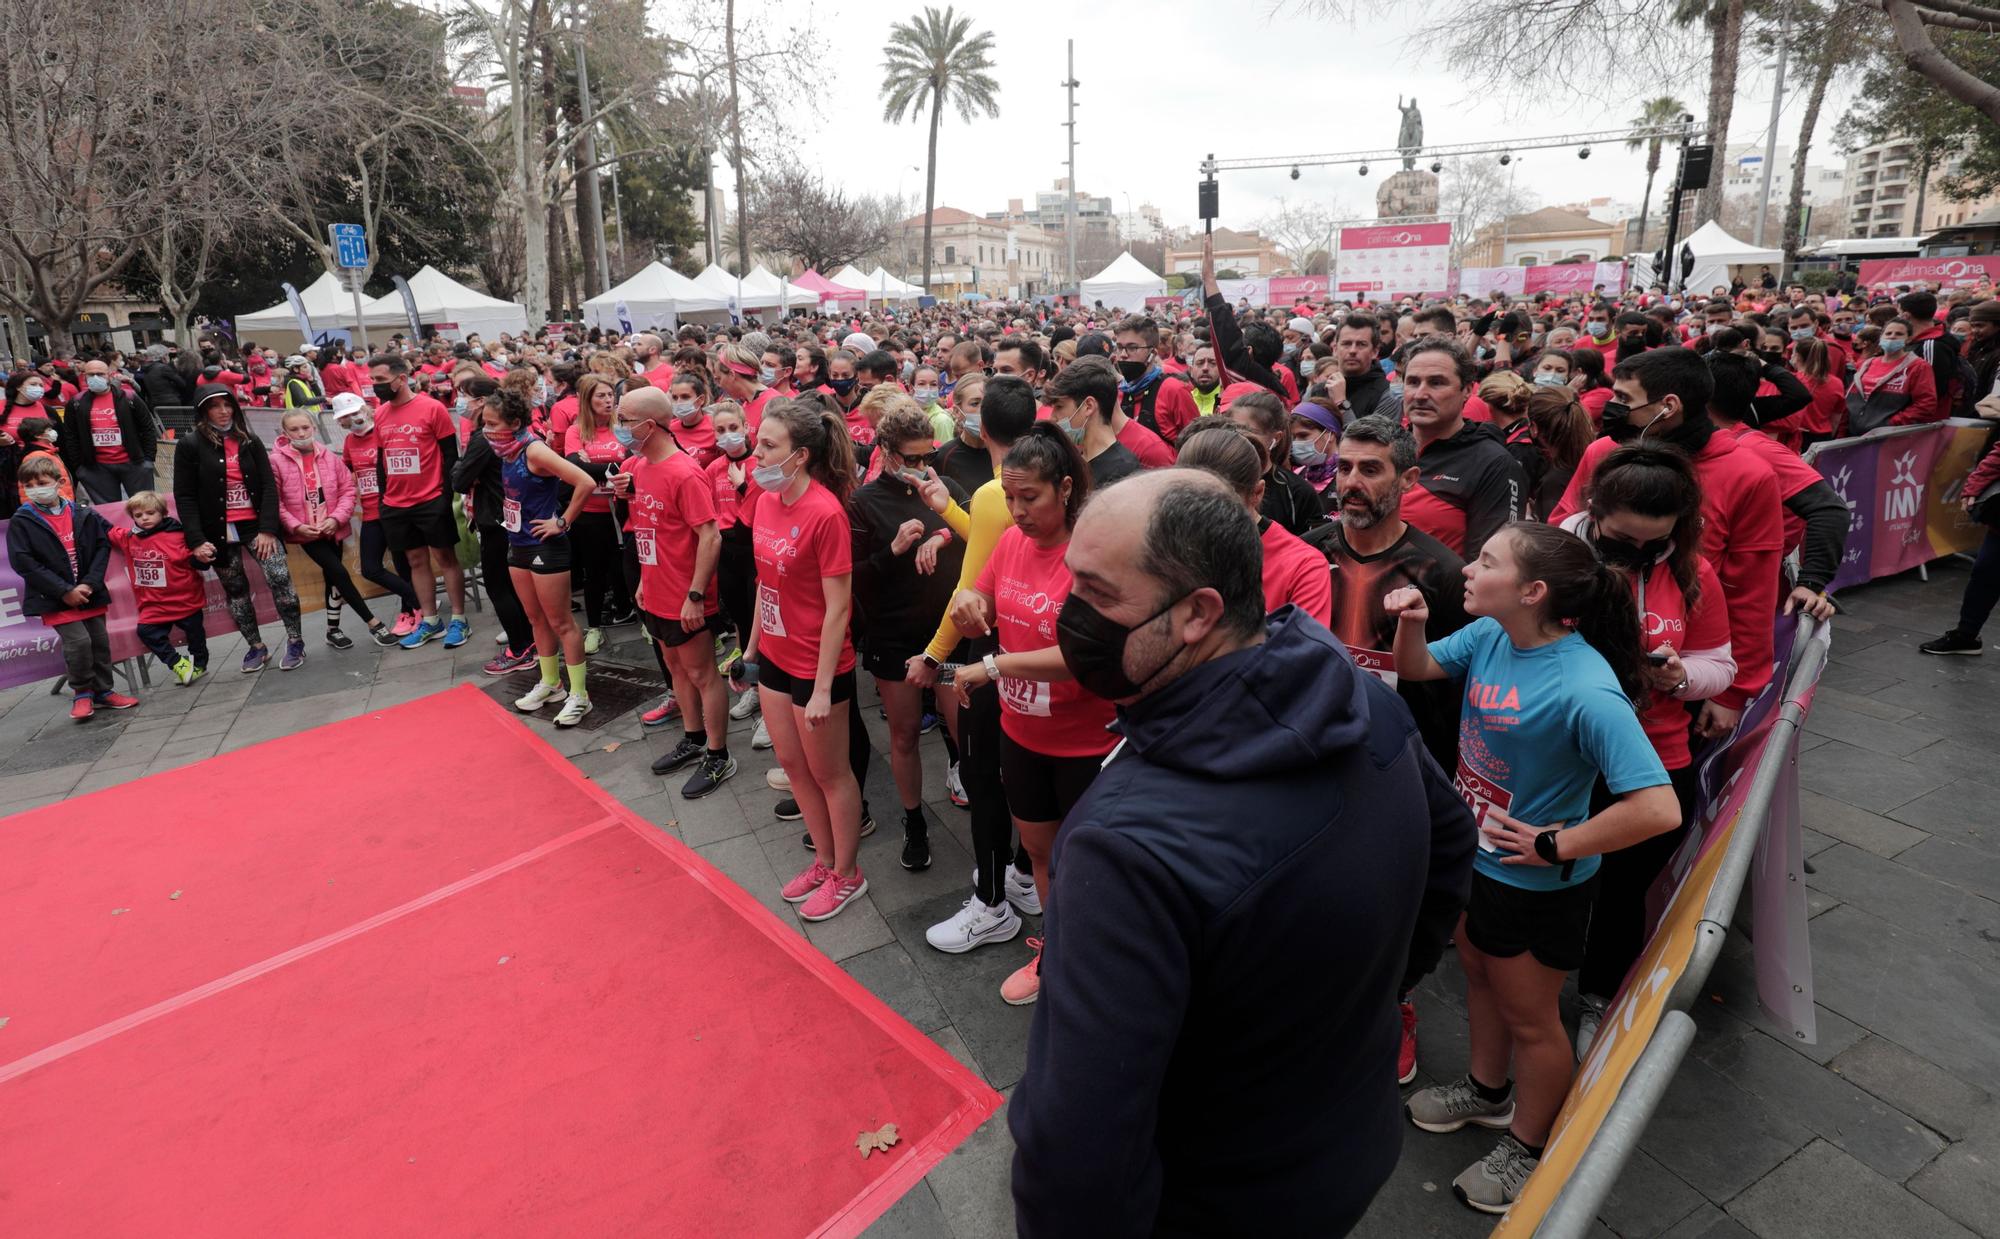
left=1397, top=96, right=1423, bottom=172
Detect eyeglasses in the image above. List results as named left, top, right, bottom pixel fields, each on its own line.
left=1114, top=342, right=1150, bottom=356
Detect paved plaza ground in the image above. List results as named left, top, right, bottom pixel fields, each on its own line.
left=3, top=560, right=1996, bottom=1239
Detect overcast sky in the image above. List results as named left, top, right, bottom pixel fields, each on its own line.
left=724, top=0, right=1851, bottom=240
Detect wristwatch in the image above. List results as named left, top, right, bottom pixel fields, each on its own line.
left=1533, top=828, right=1576, bottom=880
left=982, top=653, right=1001, bottom=681
left=687, top=589, right=705, bottom=603
left=920, top=653, right=942, bottom=670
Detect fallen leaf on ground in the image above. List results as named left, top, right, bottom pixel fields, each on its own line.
left=498, top=956, right=511, bottom=965
left=169, top=890, right=182, bottom=900
left=855, top=1123, right=900, bottom=1158
left=111, top=908, right=129, bottom=916
left=601, top=742, right=621, bottom=753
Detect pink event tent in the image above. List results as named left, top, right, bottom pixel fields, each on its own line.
left=793, top=269, right=864, bottom=305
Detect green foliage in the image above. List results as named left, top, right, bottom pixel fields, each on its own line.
left=1840, top=28, right=1998, bottom=203
left=614, top=148, right=709, bottom=269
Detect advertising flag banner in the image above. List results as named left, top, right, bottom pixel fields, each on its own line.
left=1857, top=256, right=2000, bottom=289
left=1333, top=223, right=1451, bottom=302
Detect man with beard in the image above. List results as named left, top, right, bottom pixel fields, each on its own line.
left=1611, top=311, right=1656, bottom=364
left=1329, top=314, right=1403, bottom=419
left=1304, top=413, right=1470, bottom=1092
left=1186, top=344, right=1225, bottom=419
left=1963, top=299, right=2000, bottom=397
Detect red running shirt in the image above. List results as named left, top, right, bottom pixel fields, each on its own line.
left=373, top=394, right=455, bottom=507
left=342, top=431, right=383, bottom=521
left=88, top=393, right=128, bottom=464
left=109, top=525, right=207, bottom=622
left=975, top=527, right=1117, bottom=758
left=564, top=422, right=628, bottom=515
left=751, top=481, right=855, bottom=680
left=1630, top=555, right=1729, bottom=769
left=1261, top=518, right=1332, bottom=627
left=706, top=453, right=753, bottom=531
left=223, top=438, right=255, bottom=522
left=628, top=450, right=719, bottom=619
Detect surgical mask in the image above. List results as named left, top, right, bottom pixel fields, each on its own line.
left=22, top=383, right=44, bottom=402
left=1596, top=534, right=1670, bottom=571
left=1881, top=337, right=1906, bottom=354
left=372, top=381, right=398, bottom=402
left=1704, top=324, right=1724, bottom=337
left=960, top=413, right=983, bottom=439
left=1586, top=322, right=1608, bottom=338
left=672, top=401, right=700, bottom=423
left=1290, top=439, right=1327, bottom=468
left=86, top=375, right=109, bottom=393
left=1054, top=589, right=1190, bottom=701
left=752, top=453, right=798, bottom=491
left=287, top=432, right=316, bottom=450
left=611, top=423, right=636, bottom=449
left=25, top=484, right=61, bottom=507
left=535, top=381, right=550, bottom=404
left=913, top=386, right=939, bottom=404
left=1299, top=359, right=1316, bottom=377
left=716, top=431, right=748, bottom=457
left=759, top=366, right=777, bottom=384
left=1833, top=324, right=1853, bottom=338
left=1389, top=381, right=1404, bottom=400
left=1534, top=371, right=1567, bottom=387
left=1791, top=327, right=1817, bottom=342
left=454, top=395, right=471, bottom=417
left=343, top=415, right=373, bottom=436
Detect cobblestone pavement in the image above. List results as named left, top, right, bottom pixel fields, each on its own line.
left=4, top=560, right=1994, bottom=1239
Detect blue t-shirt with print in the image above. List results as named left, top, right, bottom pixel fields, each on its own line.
left=1429, top=617, right=1669, bottom=891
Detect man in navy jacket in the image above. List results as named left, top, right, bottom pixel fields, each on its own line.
left=1011, top=469, right=1475, bottom=1237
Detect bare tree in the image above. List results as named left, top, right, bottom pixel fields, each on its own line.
left=1780, top=2, right=1855, bottom=257
left=748, top=165, right=893, bottom=274
left=1438, top=159, right=1540, bottom=269
left=141, top=218, right=239, bottom=348
left=1256, top=197, right=1342, bottom=272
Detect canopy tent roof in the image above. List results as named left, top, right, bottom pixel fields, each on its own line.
left=793, top=269, right=864, bottom=302
left=864, top=267, right=924, bottom=300
left=358, top=265, right=528, bottom=341
left=1677, top=220, right=1783, bottom=295
left=1079, top=251, right=1167, bottom=311
left=699, top=263, right=821, bottom=311
left=235, top=270, right=404, bottom=342
left=581, top=261, right=729, bottom=332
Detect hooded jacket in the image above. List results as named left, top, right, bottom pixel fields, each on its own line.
left=271, top=439, right=357, bottom=542
left=171, top=383, right=282, bottom=547
left=1401, top=418, right=1528, bottom=561
left=7, top=497, right=112, bottom=615
left=1010, top=609, right=1475, bottom=1239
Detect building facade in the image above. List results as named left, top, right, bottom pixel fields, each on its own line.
left=896, top=207, right=1061, bottom=298
left=1461, top=206, right=1622, bottom=268
left=1163, top=226, right=1287, bottom=276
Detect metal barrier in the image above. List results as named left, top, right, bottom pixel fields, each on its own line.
left=1521, top=615, right=1831, bottom=1238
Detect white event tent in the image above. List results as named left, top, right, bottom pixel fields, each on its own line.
left=864, top=267, right=924, bottom=302
left=692, top=263, right=822, bottom=314
left=360, top=265, right=529, bottom=342
left=1080, top=252, right=1167, bottom=310
left=235, top=270, right=403, bottom=342
left=1670, top=221, right=1783, bottom=296
left=582, top=262, right=729, bottom=332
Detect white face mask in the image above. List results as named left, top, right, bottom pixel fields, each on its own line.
left=288, top=432, right=317, bottom=449
left=25, top=483, right=61, bottom=507
left=22, top=383, right=44, bottom=402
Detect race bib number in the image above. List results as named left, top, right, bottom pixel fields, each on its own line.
left=224, top=480, right=250, bottom=510
left=999, top=676, right=1052, bottom=717
left=355, top=471, right=378, bottom=496
left=634, top=528, right=657, bottom=565
left=1455, top=759, right=1513, bottom=854
left=92, top=427, right=122, bottom=447
left=1349, top=646, right=1398, bottom=688
left=757, top=582, right=787, bottom=638
left=135, top=563, right=166, bottom=589
left=501, top=497, right=522, bottom=533
left=384, top=449, right=420, bottom=476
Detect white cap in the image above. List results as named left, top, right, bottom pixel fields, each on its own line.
left=328, top=392, right=367, bottom=418
left=841, top=331, right=875, bottom=354
left=285, top=354, right=308, bottom=368
left=1288, top=316, right=1315, bottom=335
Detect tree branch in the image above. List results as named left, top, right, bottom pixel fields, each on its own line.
left=1883, top=0, right=2000, bottom=120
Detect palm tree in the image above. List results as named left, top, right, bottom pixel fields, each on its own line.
left=880, top=7, right=999, bottom=296
left=1626, top=95, right=1688, bottom=255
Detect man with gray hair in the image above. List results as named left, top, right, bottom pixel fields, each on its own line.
left=138, top=342, right=192, bottom=409
left=1010, top=468, right=1474, bottom=1237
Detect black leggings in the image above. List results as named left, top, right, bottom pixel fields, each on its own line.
left=296, top=538, right=375, bottom=626
left=717, top=524, right=755, bottom=647
left=572, top=510, right=631, bottom=626
left=1578, top=762, right=1702, bottom=998
left=478, top=523, right=535, bottom=652
left=357, top=518, right=419, bottom=613
left=961, top=666, right=1016, bottom=907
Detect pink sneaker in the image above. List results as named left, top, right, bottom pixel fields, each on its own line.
left=392, top=610, right=419, bottom=637
left=800, top=870, right=868, bottom=921
left=1000, top=937, right=1043, bottom=1005
left=781, top=861, right=834, bottom=904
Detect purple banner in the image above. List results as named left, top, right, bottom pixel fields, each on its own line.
left=1809, top=421, right=1992, bottom=590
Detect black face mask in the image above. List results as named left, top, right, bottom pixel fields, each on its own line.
left=371, top=381, right=398, bottom=402
left=1759, top=349, right=1788, bottom=367
left=1116, top=359, right=1150, bottom=384
left=1597, top=534, right=1669, bottom=571
left=826, top=377, right=856, bottom=396
left=1055, top=590, right=1189, bottom=701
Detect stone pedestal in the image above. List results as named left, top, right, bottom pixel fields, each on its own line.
left=1376, top=170, right=1439, bottom=219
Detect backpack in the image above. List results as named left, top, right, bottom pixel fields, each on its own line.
left=1922, top=334, right=1979, bottom=418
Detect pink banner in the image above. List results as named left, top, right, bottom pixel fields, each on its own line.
left=1857, top=257, right=2000, bottom=289
left=1334, top=223, right=1452, bottom=302
left=1523, top=265, right=1601, bottom=295
left=1269, top=274, right=1329, bottom=303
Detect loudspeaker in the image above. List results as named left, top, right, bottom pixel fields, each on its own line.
left=1679, top=144, right=1714, bottom=187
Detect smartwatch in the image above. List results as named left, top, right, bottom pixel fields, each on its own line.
left=1533, top=828, right=1576, bottom=880
left=982, top=653, right=1001, bottom=681
left=687, top=589, right=705, bottom=603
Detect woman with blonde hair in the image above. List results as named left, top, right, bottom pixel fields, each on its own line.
left=566, top=371, right=639, bottom=651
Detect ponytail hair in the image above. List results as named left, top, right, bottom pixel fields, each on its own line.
left=763, top=396, right=857, bottom=502
left=1585, top=443, right=1704, bottom=610
left=1001, top=421, right=1093, bottom=526
left=1477, top=369, right=1533, bottom=423
left=1504, top=520, right=1649, bottom=705
left=1174, top=417, right=1267, bottom=502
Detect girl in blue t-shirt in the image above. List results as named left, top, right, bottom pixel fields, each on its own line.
left=1386, top=519, right=1679, bottom=1215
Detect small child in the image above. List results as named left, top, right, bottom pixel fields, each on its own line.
left=108, top=490, right=211, bottom=685
left=4, top=455, right=138, bottom=720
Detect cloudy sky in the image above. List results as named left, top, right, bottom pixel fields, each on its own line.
left=728, top=0, right=1849, bottom=239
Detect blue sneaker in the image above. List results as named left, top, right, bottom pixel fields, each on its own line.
left=443, top=617, right=470, bottom=648
left=399, top=616, right=444, bottom=649
left=279, top=638, right=306, bottom=670
left=241, top=645, right=269, bottom=673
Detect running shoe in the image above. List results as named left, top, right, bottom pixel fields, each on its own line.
left=369, top=624, right=402, bottom=648
left=604, top=606, right=639, bottom=627
left=682, top=752, right=737, bottom=799
left=1406, top=1076, right=1516, bottom=1134
left=919, top=712, right=940, bottom=735
left=775, top=798, right=803, bottom=822
left=171, top=655, right=196, bottom=686
left=1454, top=1135, right=1539, bottom=1215
left=399, top=617, right=443, bottom=649
left=70, top=694, right=94, bottom=722
left=188, top=664, right=207, bottom=685
left=946, top=762, right=968, bottom=808
left=1920, top=629, right=1983, bottom=656
left=392, top=610, right=420, bottom=637
left=514, top=681, right=567, bottom=713
left=443, top=617, right=470, bottom=649
left=717, top=647, right=744, bottom=678
left=925, top=897, right=1021, bottom=954
left=800, top=804, right=874, bottom=849
left=325, top=627, right=354, bottom=651
left=1575, top=993, right=1610, bottom=1062
left=640, top=694, right=679, bottom=727
left=279, top=639, right=306, bottom=671
left=96, top=691, right=140, bottom=710
left=1004, top=864, right=1041, bottom=917
left=1000, top=938, right=1043, bottom=1005
left=651, top=735, right=705, bottom=775
left=781, top=860, right=834, bottom=903
left=751, top=718, right=771, bottom=750
left=1399, top=1000, right=1420, bottom=1085
left=553, top=694, right=593, bottom=727
left=483, top=645, right=536, bottom=675
left=799, top=870, right=867, bottom=922
left=728, top=687, right=759, bottom=720
left=766, top=765, right=791, bottom=791
left=583, top=626, right=604, bottom=655
left=901, top=814, right=931, bottom=871
left=242, top=645, right=270, bottom=673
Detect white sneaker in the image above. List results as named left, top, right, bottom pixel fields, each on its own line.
left=1575, top=992, right=1610, bottom=1062
left=514, top=681, right=567, bottom=712
left=751, top=718, right=772, bottom=750
left=945, top=762, right=967, bottom=808
left=553, top=694, right=593, bottom=727
left=925, top=897, right=1022, bottom=954
left=729, top=690, right=760, bottom=720
left=766, top=765, right=792, bottom=791
left=1005, top=864, right=1041, bottom=916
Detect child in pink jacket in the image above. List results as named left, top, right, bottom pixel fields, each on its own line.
left=272, top=410, right=397, bottom=649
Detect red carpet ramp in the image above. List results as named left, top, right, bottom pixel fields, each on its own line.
left=0, top=684, right=1000, bottom=1237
